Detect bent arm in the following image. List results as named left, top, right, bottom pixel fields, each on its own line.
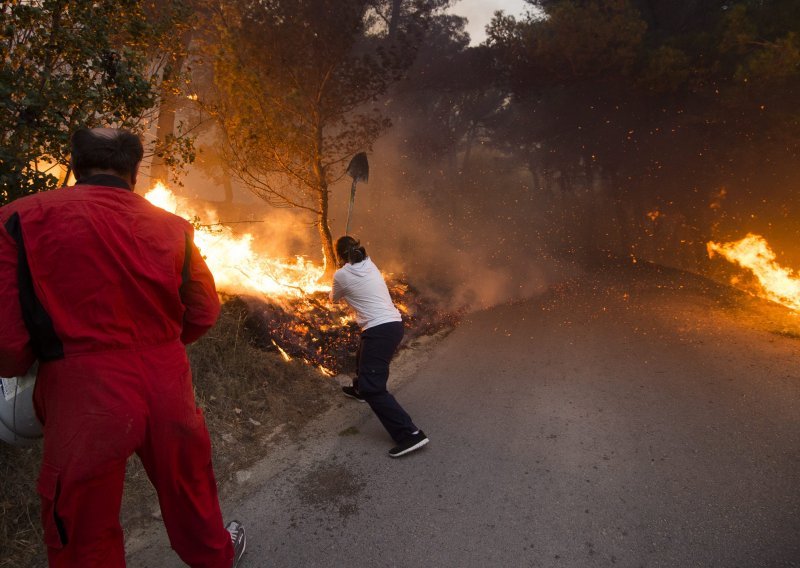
left=179, top=231, right=220, bottom=344
left=330, top=271, right=347, bottom=302
left=0, top=218, right=35, bottom=376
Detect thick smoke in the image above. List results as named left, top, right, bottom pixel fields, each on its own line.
left=326, top=128, right=569, bottom=311
left=165, top=101, right=800, bottom=313
left=167, top=161, right=322, bottom=262
left=165, top=131, right=567, bottom=312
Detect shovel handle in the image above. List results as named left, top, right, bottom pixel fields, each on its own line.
left=345, top=180, right=357, bottom=235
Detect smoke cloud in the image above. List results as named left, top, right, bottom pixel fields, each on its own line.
left=162, top=126, right=567, bottom=312
left=326, top=127, right=568, bottom=311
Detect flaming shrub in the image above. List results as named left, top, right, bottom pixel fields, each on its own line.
left=228, top=278, right=462, bottom=377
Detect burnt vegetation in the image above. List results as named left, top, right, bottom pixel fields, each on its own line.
left=237, top=277, right=461, bottom=374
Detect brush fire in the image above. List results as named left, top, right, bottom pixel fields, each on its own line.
left=144, top=183, right=458, bottom=374
left=707, top=233, right=800, bottom=312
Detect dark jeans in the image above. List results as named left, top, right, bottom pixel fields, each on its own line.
left=355, top=321, right=417, bottom=443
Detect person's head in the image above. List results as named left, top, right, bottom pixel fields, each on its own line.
left=70, top=127, right=144, bottom=187
left=335, top=235, right=367, bottom=267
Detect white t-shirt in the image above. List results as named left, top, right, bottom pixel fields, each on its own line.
left=330, top=257, right=402, bottom=330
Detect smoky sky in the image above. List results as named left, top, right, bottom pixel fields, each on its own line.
left=447, top=0, right=532, bottom=45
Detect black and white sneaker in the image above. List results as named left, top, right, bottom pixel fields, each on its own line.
left=389, top=430, right=429, bottom=458
left=342, top=385, right=366, bottom=402
left=226, top=520, right=246, bottom=567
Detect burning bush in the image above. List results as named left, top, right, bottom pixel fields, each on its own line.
left=227, top=276, right=463, bottom=377
left=142, top=182, right=463, bottom=365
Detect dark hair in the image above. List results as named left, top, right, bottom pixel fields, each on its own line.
left=335, top=236, right=367, bottom=266
left=70, top=128, right=144, bottom=179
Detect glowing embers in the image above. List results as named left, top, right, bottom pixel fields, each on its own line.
left=143, top=182, right=328, bottom=298
left=707, top=233, right=800, bottom=312
left=271, top=339, right=292, bottom=362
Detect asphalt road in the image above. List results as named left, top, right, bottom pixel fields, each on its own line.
left=128, top=266, right=800, bottom=568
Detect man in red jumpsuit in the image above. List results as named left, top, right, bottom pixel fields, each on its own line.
left=0, top=128, right=246, bottom=567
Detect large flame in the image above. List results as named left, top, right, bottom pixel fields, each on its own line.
left=144, top=182, right=328, bottom=298
left=707, top=233, right=800, bottom=311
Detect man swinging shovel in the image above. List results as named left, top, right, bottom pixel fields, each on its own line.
left=345, top=152, right=369, bottom=235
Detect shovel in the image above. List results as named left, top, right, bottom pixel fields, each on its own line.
left=345, top=152, right=369, bottom=235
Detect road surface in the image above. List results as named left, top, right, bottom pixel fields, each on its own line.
left=128, top=265, right=800, bottom=567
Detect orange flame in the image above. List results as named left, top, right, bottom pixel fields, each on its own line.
left=707, top=233, right=800, bottom=311
left=317, top=365, right=335, bottom=377
left=271, top=339, right=292, bottom=362
left=143, top=182, right=329, bottom=298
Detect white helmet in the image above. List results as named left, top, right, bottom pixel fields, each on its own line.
left=0, top=364, right=42, bottom=446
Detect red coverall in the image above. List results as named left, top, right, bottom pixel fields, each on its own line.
left=0, top=175, right=234, bottom=568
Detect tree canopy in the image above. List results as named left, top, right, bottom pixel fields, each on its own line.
left=202, top=0, right=446, bottom=272
left=4, top=0, right=798, bottom=274
left=483, top=0, right=800, bottom=265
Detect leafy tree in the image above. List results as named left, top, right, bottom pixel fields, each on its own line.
left=201, top=0, right=445, bottom=274
left=0, top=0, right=192, bottom=204
left=388, top=14, right=507, bottom=195
left=488, top=0, right=800, bottom=266
left=365, top=0, right=450, bottom=39
left=147, top=0, right=197, bottom=184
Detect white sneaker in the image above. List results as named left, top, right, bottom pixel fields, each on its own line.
left=226, top=520, right=246, bottom=567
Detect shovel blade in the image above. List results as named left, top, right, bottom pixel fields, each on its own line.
left=346, top=152, right=369, bottom=183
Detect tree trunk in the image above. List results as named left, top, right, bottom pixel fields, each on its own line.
left=461, top=122, right=477, bottom=174
left=150, top=57, right=184, bottom=184
left=150, top=26, right=192, bottom=184
left=388, top=0, right=403, bottom=39
left=312, top=123, right=335, bottom=279
left=317, top=186, right=335, bottom=280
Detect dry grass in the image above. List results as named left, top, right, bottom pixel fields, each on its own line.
left=0, top=440, right=42, bottom=567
